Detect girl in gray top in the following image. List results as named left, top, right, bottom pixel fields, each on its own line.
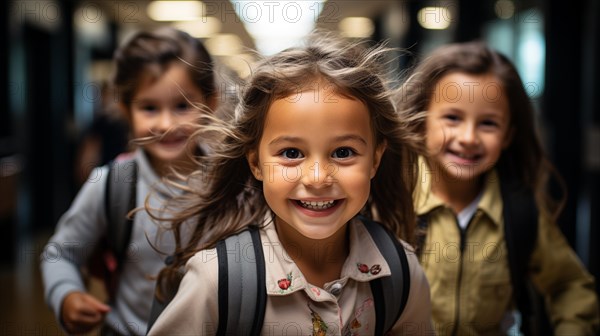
left=40, top=27, right=217, bottom=335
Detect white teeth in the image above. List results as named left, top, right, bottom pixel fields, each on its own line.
left=299, top=200, right=336, bottom=210
left=457, top=152, right=476, bottom=159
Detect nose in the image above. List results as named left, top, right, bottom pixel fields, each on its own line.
left=301, top=159, right=334, bottom=189
left=156, top=110, right=175, bottom=132
left=458, top=122, right=479, bottom=147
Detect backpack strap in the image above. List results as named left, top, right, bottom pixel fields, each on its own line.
left=359, top=216, right=410, bottom=334
left=147, top=289, right=168, bottom=334
left=216, top=226, right=266, bottom=336
left=101, top=159, right=137, bottom=301
left=415, top=214, right=430, bottom=259
left=103, top=158, right=137, bottom=298
left=500, top=180, right=540, bottom=335
left=146, top=227, right=266, bottom=335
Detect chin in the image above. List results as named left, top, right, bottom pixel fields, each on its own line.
left=152, top=147, right=187, bottom=160
left=298, top=223, right=346, bottom=240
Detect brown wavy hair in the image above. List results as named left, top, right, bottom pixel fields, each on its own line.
left=152, top=32, right=422, bottom=300
left=396, top=41, right=566, bottom=219
left=112, top=27, right=216, bottom=113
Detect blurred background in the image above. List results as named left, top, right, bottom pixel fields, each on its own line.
left=1, top=0, right=599, bottom=334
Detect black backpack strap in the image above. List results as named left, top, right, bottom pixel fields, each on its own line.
left=146, top=259, right=180, bottom=333
left=359, top=216, right=410, bottom=334
left=500, top=180, right=539, bottom=335
left=415, top=214, right=430, bottom=259
left=147, top=227, right=266, bottom=335
left=104, top=158, right=137, bottom=268
left=216, top=227, right=266, bottom=336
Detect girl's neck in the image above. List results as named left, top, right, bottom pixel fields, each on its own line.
left=275, top=220, right=349, bottom=289
left=151, top=158, right=195, bottom=178
left=431, top=172, right=484, bottom=214
left=147, top=148, right=202, bottom=178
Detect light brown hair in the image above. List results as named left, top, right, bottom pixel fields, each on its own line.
left=154, top=32, right=422, bottom=299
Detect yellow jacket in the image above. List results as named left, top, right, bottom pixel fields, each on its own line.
left=415, top=163, right=599, bottom=335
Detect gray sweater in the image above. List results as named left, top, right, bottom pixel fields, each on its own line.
left=41, top=149, right=178, bottom=335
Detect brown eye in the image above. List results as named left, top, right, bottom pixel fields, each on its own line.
left=281, top=148, right=303, bottom=159
left=332, top=147, right=354, bottom=159
left=443, top=114, right=459, bottom=122
left=481, top=119, right=499, bottom=127
left=142, top=105, right=158, bottom=113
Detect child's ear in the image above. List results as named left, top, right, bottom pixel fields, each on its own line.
left=246, top=150, right=263, bottom=181
left=370, top=140, right=387, bottom=179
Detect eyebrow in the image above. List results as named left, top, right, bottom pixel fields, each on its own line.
left=268, top=134, right=368, bottom=146
left=480, top=110, right=505, bottom=118
left=442, top=107, right=505, bottom=119
left=132, top=94, right=202, bottom=104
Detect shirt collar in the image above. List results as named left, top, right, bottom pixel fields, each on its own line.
left=260, top=215, right=391, bottom=300
left=476, top=170, right=503, bottom=226
left=414, top=156, right=503, bottom=226
left=414, top=156, right=446, bottom=215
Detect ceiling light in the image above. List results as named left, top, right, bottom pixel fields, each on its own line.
left=417, top=7, right=452, bottom=30
left=147, top=1, right=205, bottom=21
left=339, top=17, right=375, bottom=38
left=230, top=0, right=325, bottom=55
left=495, top=0, right=515, bottom=19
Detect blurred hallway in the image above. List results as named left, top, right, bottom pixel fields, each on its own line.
left=1, top=230, right=61, bottom=334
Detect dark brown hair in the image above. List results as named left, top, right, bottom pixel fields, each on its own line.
left=112, top=27, right=216, bottom=110
left=397, top=41, right=565, bottom=218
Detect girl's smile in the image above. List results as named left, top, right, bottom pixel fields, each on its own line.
left=248, top=83, right=385, bottom=241
left=292, top=199, right=343, bottom=217
left=156, top=132, right=189, bottom=149
left=425, top=72, right=512, bottom=184
left=130, top=64, right=208, bottom=173
left=445, top=148, right=483, bottom=165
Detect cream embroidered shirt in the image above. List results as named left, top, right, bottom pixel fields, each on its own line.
left=149, top=215, right=433, bottom=335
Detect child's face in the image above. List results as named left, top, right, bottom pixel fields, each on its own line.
left=425, top=72, right=512, bottom=184
left=129, top=64, right=207, bottom=171
left=248, top=85, right=385, bottom=240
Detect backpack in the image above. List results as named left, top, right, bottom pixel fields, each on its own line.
left=500, top=181, right=552, bottom=335
left=146, top=216, right=411, bottom=335
left=86, top=157, right=137, bottom=301
left=416, top=179, right=551, bottom=336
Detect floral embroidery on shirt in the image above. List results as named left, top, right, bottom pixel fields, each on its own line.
left=277, top=272, right=293, bottom=291
left=311, top=286, right=321, bottom=297
left=309, top=304, right=328, bottom=336
left=357, top=263, right=381, bottom=276
left=342, top=298, right=374, bottom=336
left=357, top=263, right=369, bottom=273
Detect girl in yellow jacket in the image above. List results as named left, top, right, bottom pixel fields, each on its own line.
left=397, top=41, right=600, bottom=335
